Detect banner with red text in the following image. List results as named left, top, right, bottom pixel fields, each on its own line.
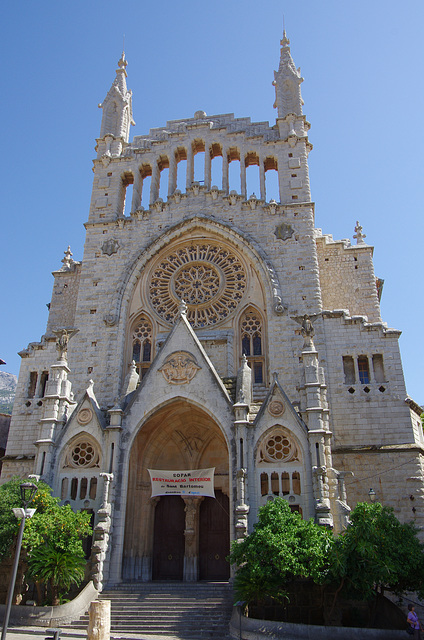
left=148, top=468, right=215, bottom=497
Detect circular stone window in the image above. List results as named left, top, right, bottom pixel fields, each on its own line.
left=65, top=439, right=100, bottom=469
left=259, top=429, right=299, bottom=464
left=148, top=243, right=247, bottom=327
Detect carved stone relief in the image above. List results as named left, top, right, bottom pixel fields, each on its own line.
left=159, top=351, right=201, bottom=385
left=274, top=222, right=294, bottom=241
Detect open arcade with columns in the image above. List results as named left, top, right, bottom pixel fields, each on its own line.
left=3, top=32, right=423, bottom=587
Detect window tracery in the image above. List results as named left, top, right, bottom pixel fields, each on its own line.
left=257, top=427, right=303, bottom=507
left=258, top=428, right=299, bottom=464
left=132, top=315, right=153, bottom=379
left=240, top=308, right=265, bottom=384
left=148, top=243, right=247, bottom=327
left=63, top=438, right=100, bottom=469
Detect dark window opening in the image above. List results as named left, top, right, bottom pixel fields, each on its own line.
left=253, top=362, right=263, bottom=384
left=271, top=472, right=279, bottom=495
left=28, top=372, right=38, bottom=398
left=253, top=334, right=262, bottom=356
left=242, top=336, right=250, bottom=356
left=281, top=472, right=290, bottom=495
left=261, top=473, right=269, bottom=496
left=39, top=371, right=49, bottom=397
left=70, top=478, right=78, bottom=501
left=358, top=356, right=370, bottom=384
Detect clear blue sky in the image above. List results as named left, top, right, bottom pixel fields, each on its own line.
left=1, top=1, right=423, bottom=402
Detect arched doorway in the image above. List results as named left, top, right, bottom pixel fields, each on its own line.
left=123, top=400, right=230, bottom=581
left=199, top=490, right=230, bottom=580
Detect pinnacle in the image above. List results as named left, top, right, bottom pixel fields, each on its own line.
left=280, top=29, right=290, bottom=47
left=117, top=50, right=128, bottom=71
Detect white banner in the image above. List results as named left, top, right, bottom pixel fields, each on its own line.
left=148, top=468, right=215, bottom=497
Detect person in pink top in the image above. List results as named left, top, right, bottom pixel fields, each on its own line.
left=407, top=604, right=423, bottom=639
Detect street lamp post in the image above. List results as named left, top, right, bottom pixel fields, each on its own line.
left=1, top=482, right=38, bottom=640
left=368, top=488, right=377, bottom=503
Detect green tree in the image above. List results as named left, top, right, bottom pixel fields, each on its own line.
left=229, top=497, right=333, bottom=605
left=328, top=502, right=424, bottom=601
left=26, top=544, right=86, bottom=606
left=0, top=478, right=92, bottom=604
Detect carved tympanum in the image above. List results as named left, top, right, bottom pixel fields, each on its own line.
left=159, top=351, right=201, bottom=384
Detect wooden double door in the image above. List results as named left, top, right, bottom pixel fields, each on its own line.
left=152, top=491, right=230, bottom=581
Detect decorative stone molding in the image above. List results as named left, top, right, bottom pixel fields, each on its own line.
left=248, top=193, right=257, bottom=210
left=158, top=351, right=201, bottom=385
left=103, top=313, right=118, bottom=327
left=101, top=239, right=119, bottom=256
left=274, top=222, right=294, bottom=241
left=210, top=185, right=219, bottom=200
left=101, top=215, right=286, bottom=331
left=267, top=199, right=278, bottom=215
left=77, top=407, right=93, bottom=425
left=153, top=198, right=164, bottom=212
left=268, top=400, right=285, bottom=417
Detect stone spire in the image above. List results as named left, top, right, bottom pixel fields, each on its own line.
left=98, top=51, right=135, bottom=142
left=273, top=30, right=304, bottom=118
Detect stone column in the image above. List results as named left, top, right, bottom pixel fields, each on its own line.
left=150, top=161, right=160, bottom=204
left=240, top=155, right=247, bottom=198
left=235, top=469, right=249, bottom=540
left=141, top=495, right=159, bottom=581
left=90, top=473, right=113, bottom=590
left=168, top=152, right=177, bottom=196
left=131, top=169, right=142, bottom=213
left=35, top=329, right=76, bottom=484
left=222, top=150, right=229, bottom=194
left=88, top=600, right=110, bottom=640
left=182, top=497, right=202, bottom=581
left=259, top=159, right=266, bottom=200
left=299, top=316, right=333, bottom=527
left=204, top=146, right=212, bottom=190
left=353, top=356, right=360, bottom=385
left=186, top=145, right=194, bottom=189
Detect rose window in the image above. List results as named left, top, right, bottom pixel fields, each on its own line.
left=64, top=439, right=100, bottom=469
left=259, top=429, right=299, bottom=463
left=148, top=243, right=247, bottom=327
left=174, top=264, right=220, bottom=304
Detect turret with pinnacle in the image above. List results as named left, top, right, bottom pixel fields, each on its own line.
left=97, top=52, right=135, bottom=159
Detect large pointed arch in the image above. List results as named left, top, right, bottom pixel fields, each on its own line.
left=105, top=216, right=286, bottom=393
left=121, top=398, right=231, bottom=581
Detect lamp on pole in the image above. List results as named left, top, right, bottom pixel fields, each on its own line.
left=368, top=488, right=377, bottom=503
left=1, top=482, right=38, bottom=640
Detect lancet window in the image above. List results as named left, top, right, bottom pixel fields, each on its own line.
left=131, top=315, right=153, bottom=379
left=240, top=308, right=265, bottom=384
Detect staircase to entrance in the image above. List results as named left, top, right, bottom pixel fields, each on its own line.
left=71, top=582, right=234, bottom=639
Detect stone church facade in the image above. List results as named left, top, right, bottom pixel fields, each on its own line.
left=3, top=32, right=423, bottom=587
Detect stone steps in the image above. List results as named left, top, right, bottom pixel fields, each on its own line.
left=69, top=582, right=233, bottom=639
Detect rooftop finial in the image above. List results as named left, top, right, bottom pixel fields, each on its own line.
left=117, top=50, right=127, bottom=70
left=281, top=17, right=290, bottom=48
left=61, top=245, right=74, bottom=270
left=353, top=221, right=367, bottom=245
